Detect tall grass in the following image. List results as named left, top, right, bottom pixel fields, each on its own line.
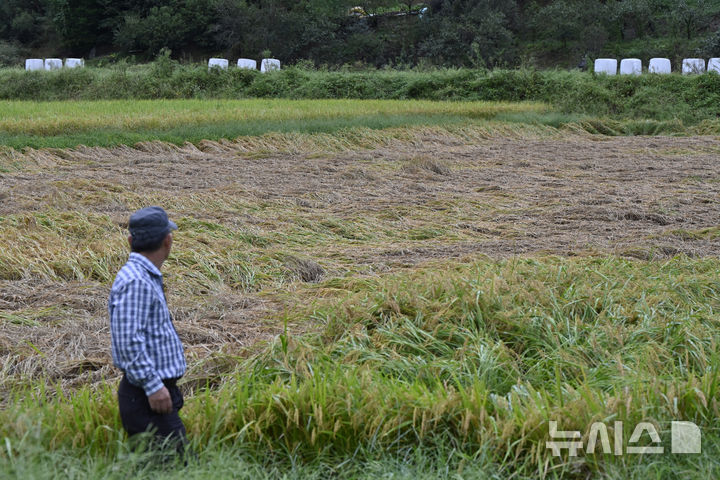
left=0, top=64, right=718, bottom=122
left=0, top=99, right=543, bottom=135
left=2, top=65, right=719, bottom=149
left=2, top=256, right=719, bottom=477
left=0, top=99, right=545, bottom=149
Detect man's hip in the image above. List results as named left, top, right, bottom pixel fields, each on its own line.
left=117, top=374, right=186, bottom=441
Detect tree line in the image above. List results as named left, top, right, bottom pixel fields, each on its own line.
left=1, top=0, right=718, bottom=68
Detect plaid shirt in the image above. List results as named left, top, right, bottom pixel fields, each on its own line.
left=109, top=252, right=186, bottom=396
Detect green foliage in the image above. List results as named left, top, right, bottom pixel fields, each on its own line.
left=3, top=0, right=719, bottom=67
left=0, top=0, right=56, bottom=48
left=1, top=64, right=720, bottom=143
left=0, top=97, right=540, bottom=149
left=698, top=26, right=720, bottom=57
left=672, top=0, right=710, bottom=40
left=47, top=0, right=106, bottom=52
left=418, top=0, right=519, bottom=68
left=0, top=65, right=714, bottom=146
left=3, top=257, right=720, bottom=477
left=113, top=0, right=218, bottom=56
left=0, top=41, right=26, bottom=67
left=526, top=0, right=610, bottom=57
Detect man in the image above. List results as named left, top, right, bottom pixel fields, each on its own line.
left=109, top=206, right=187, bottom=453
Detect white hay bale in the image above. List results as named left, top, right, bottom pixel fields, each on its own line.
left=594, top=58, right=617, bottom=75
left=261, top=58, right=281, bottom=73
left=65, top=58, right=85, bottom=69
left=708, top=58, right=720, bottom=74
left=208, top=58, right=229, bottom=70
left=44, top=58, right=62, bottom=71
left=682, top=58, right=705, bottom=75
left=237, top=58, right=257, bottom=70
left=620, top=58, right=642, bottom=75
left=25, top=59, right=44, bottom=71
left=648, top=58, right=671, bottom=74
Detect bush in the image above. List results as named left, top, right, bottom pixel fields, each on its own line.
left=0, top=41, right=25, bottom=67
left=698, top=27, right=720, bottom=57
left=0, top=62, right=719, bottom=125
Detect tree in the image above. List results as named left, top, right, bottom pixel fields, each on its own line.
left=418, top=0, right=519, bottom=67
left=113, top=0, right=219, bottom=56
left=399, top=0, right=424, bottom=13
left=614, top=0, right=652, bottom=39
left=698, top=26, right=720, bottom=57
left=0, top=0, right=55, bottom=47
left=211, top=0, right=350, bottom=63
left=672, top=0, right=707, bottom=40
left=527, top=0, right=610, bottom=55
left=48, top=0, right=106, bottom=53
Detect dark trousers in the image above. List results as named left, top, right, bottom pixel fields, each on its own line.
left=118, top=375, right=187, bottom=453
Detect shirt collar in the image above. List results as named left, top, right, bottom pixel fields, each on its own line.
left=128, top=252, right=163, bottom=278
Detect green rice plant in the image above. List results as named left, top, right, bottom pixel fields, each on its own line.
left=2, top=114, right=720, bottom=476
left=0, top=99, right=546, bottom=149
left=1, top=65, right=719, bottom=143
left=3, top=255, right=719, bottom=477
left=0, top=99, right=544, bottom=136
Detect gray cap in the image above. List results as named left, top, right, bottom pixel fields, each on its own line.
left=129, top=206, right=177, bottom=243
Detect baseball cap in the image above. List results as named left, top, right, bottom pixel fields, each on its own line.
left=128, top=206, right=178, bottom=244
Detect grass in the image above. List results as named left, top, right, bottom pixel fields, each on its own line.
left=4, top=439, right=719, bottom=479
left=0, top=99, right=544, bottom=134
left=2, top=100, right=720, bottom=476
left=0, top=99, right=546, bottom=149
left=2, top=257, right=720, bottom=478
left=1, top=64, right=720, bottom=147
left=1, top=95, right=717, bottom=151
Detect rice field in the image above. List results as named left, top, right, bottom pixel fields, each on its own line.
left=0, top=99, right=546, bottom=149
left=1, top=101, right=720, bottom=478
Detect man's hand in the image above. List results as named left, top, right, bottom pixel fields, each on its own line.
left=148, top=386, right=173, bottom=414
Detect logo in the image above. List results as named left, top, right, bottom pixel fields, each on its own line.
left=546, top=420, right=701, bottom=457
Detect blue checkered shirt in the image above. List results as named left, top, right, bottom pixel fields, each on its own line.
left=109, top=253, right=186, bottom=396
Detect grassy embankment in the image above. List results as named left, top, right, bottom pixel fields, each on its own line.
left=0, top=63, right=719, bottom=149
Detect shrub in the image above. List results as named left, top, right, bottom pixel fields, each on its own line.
left=0, top=64, right=719, bottom=126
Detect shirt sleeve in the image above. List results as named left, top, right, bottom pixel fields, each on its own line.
left=110, top=279, right=164, bottom=396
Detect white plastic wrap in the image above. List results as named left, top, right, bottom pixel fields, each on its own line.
left=648, top=58, right=671, bottom=74
left=708, top=58, right=720, bottom=74
left=25, top=59, right=44, bottom=71
left=65, top=58, right=85, bottom=69
left=594, top=58, right=617, bottom=75
left=237, top=58, right=257, bottom=70
left=682, top=58, right=705, bottom=74
left=44, top=58, right=62, bottom=71
left=208, top=58, right=229, bottom=70
left=619, top=58, right=641, bottom=75
left=261, top=58, right=281, bottom=73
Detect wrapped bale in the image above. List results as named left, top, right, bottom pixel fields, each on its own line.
left=620, top=58, right=642, bottom=75
left=65, top=58, right=85, bottom=69
left=44, top=58, right=62, bottom=71
left=208, top=58, right=229, bottom=70
left=261, top=58, right=281, bottom=73
left=649, top=58, right=671, bottom=74
left=594, top=58, right=617, bottom=75
left=682, top=58, right=705, bottom=74
left=708, top=58, right=720, bottom=74
left=237, top=58, right=257, bottom=70
left=25, top=59, right=43, bottom=71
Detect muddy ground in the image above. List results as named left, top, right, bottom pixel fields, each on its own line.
left=1, top=129, right=719, bottom=393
